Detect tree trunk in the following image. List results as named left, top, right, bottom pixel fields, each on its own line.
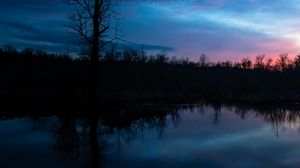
left=90, top=0, right=100, bottom=106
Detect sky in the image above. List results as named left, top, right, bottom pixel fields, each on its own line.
left=1, top=0, right=300, bottom=61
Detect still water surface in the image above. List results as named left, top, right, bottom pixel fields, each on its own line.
left=1, top=104, right=300, bottom=168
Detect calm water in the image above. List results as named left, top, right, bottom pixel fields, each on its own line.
left=1, top=104, right=300, bottom=168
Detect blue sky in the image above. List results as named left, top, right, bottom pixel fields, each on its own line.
left=1, top=0, right=300, bottom=61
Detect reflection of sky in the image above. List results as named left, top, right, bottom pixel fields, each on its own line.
left=1, top=1, right=300, bottom=61
left=0, top=119, right=66, bottom=168
left=2, top=106, right=300, bottom=167
left=106, top=106, right=300, bottom=168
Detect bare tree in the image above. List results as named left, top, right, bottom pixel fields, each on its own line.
left=67, top=0, right=115, bottom=59
left=66, top=0, right=117, bottom=104
left=254, top=55, right=265, bottom=69
left=276, top=53, right=290, bottom=71
left=241, top=58, right=252, bottom=69
left=294, top=54, right=300, bottom=68
left=265, top=58, right=273, bottom=71
left=198, top=54, right=209, bottom=67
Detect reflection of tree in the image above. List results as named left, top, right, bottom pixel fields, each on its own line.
left=53, top=117, right=82, bottom=165
left=26, top=115, right=102, bottom=168
left=9, top=103, right=300, bottom=168
left=212, top=104, right=222, bottom=126
left=24, top=105, right=181, bottom=168
left=50, top=117, right=91, bottom=168
left=24, top=104, right=300, bottom=167
left=235, top=105, right=300, bottom=136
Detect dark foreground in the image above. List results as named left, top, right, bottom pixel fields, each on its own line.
left=1, top=104, right=300, bottom=168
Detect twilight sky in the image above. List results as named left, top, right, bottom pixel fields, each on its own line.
left=1, top=0, right=300, bottom=61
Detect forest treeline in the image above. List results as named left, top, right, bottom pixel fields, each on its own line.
left=1, top=44, right=300, bottom=110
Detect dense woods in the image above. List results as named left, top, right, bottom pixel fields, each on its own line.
left=1, top=45, right=300, bottom=111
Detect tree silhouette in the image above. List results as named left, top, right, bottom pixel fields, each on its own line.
left=67, top=0, right=115, bottom=105
left=294, top=54, right=300, bottom=68
left=241, top=58, right=252, bottom=69
left=254, top=55, right=265, bottom=69
left=198, top=54, right=209, bottom=67
left=276, top=53, right=290, bottom=71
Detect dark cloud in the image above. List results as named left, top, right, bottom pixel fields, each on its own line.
left=0, top=20, right=37, bottom=33
left=121, top=42, right=174, bottom=51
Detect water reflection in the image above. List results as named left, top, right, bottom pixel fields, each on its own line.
left=2, top=104, right=300, bottom=168
left=234, top=105, right=300, bottom=136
